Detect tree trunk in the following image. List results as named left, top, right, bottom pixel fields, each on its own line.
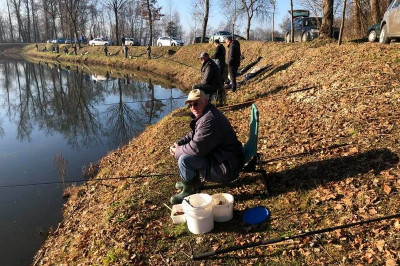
left=320, top=0, right=333, bottom=38
left=146, top=0, right=153, bottom=46
left=338, top=0, right=347, bottom=45
left=11, top=0, right=26, bottom=42
left=6, top=0, right=14, bottom=41
left=201, top=0, right=209, bottom=43
left=114, top=7, right=120, bottom=45
left=290, top=0, right=294, bottom=42
left=271, top=1, right=275, bottom=41
left=25, top=0, right=31, bottom=42
left=246, top=14, right=251, bottom=40
left=370, top=0, right=380, bottom=24
left=353, top=0, right=361, bottom=37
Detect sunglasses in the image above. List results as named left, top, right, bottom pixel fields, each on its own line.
left=187, top=101, right=199, bottom=108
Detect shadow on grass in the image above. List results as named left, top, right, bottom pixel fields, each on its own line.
left=259, top=61, right=295, bottom=81
left=206, top=148, right=398, bottom=200
left=265, top=148, right=398, bottom=196
left=348, top=38, right=368, bottom=43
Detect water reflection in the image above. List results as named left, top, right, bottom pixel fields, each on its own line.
left=0, top=61, right=184, bottom=150
left=0, top=60, right=186, bottom=265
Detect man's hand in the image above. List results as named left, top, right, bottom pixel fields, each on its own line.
left=170, top=143, right=178, bottom=156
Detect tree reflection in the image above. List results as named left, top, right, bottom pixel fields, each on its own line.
left=141, top=79, right=165, bottom=124
left=0, top=61, right=178, bottom=150
left=43, top=67, right=104, bottom=149
left=104, top=78, right=144, bottom=147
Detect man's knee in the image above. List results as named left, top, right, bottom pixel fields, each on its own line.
left=178, top=154, right=192, bottom=168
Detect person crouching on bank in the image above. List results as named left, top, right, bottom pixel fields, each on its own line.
left=169, top=89, right=243, bottom=204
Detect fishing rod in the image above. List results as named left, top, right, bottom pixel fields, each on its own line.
left=0, top=173, right=178, bottom=189
left=192, top=213, right=400, bottom=260
left=94, top=96, right=187, bottom=106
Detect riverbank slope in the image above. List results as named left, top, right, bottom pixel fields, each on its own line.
left=25, top=41, right=400, bottom=265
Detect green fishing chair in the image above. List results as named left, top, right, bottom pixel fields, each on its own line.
left=242, top=104, right=269, bottom=194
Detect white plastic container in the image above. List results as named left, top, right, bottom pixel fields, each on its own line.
left=185, top=211, right=214, bottom=234
left=211, top=193, right=234, bottom=222
left=183, top=193, right=214, bottom=234
left=171, top=204, right=186, bottom=224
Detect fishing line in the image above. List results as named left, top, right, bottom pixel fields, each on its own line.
left=93, top=96, right=187, bottom=106
left=0, top=173, right=178, bottom=189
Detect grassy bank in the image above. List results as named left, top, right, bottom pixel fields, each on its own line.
left=26, top=41, right=400, bottom=265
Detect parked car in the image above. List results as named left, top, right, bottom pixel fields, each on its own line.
left=156, top=37, right=184, bottom=46
left=193, top=36, right=210, bottom=43
left=51, top=38, right=66, bottom=44
left=285, top=10, right=339, bottom=42
left=366, top=23, right=381, bottom=42
left=89, top=38, right=112, bottom=46
left=380, top=0, right=400, bottom=44
left=209, top=31, right=232, bottom=43
left=125, top=38, right=140, bottom=46
left=64, top=38, right=77, bottom=44
left=285, top=16, right=322, bottom=42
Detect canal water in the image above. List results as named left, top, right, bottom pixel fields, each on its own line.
left=0, top=58, right=186, bottom=265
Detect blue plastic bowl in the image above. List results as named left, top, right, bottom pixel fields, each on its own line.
left=243, top=206, right=270, bottom=225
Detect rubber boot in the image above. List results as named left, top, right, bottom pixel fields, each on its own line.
left=175, top=170, right=200, bottom=190
left=175, top=181, right=184, bottom=189
left=170, top=179, right=202, bottom=205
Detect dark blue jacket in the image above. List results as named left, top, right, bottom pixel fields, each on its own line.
left=174, top=104, right=243, bottom=183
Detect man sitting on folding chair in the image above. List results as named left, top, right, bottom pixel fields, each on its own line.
left=169, top=89, right=243, bottom=204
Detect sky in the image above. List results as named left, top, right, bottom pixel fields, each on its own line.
left=158, top=0, right=304, bottom=34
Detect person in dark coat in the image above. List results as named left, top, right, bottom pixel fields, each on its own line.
left=104, top=43, right=108, bottom=56
left=123, top=44, right=129, bottom=58
left=169, top=89, right=243, bottom=204
left=211, top=39, right=226, bottom=82
left=192, top=52, right=223, bottom=94
left=226, top=36, right=241, bottom=92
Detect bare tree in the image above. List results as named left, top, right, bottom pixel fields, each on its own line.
left=338, top=0, right=347, bottom=45
left=10, top=0, right=25, bottom=42
left=369, top=0, right=380, bottom=24
left=240, top=0, right=270, bottom=40
left=62, top=0, right=83, bottom=47
left=290, top=0, right=294, bottom=42
left=320, top=0, right=334, bottom=38
left=201, top=0, right=209, bottom=43
left=104, top=0, right=129, bottom=46
left=353, top=0, right=362, bottom=37
left=141, top=0, right=163, bottom=46
left=6, top=0, right=15, bottom=41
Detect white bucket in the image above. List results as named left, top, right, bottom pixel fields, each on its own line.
left=185, top=210, right=214, bottom=234
left=183, top=193, right=214, bottom=234
left=211, top=193, right=234, bottom=222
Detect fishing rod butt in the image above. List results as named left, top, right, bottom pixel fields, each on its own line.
left=192, top=250, right=216, bottom=260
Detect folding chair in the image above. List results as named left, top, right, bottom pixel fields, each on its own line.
left=242, top=104, right=269, bottom=194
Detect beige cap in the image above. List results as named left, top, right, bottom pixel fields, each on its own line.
left=184, top=89, right=208, bottom=104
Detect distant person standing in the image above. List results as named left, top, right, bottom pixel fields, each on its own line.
left=121, top=37, right=125, bottom=46
left=104, top=43, right=108, bottom=56
left=73, top=43, right=77, bottom=55
left=123, top=44, right=129, bottom=58
left=226, top=36, right=241, bottom=92
left=211, top=39, right=226, bottom=83
left=146, top=44, right=151, bottom=59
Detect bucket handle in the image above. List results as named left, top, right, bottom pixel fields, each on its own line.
left=184, top=198, right=195, bottom=208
